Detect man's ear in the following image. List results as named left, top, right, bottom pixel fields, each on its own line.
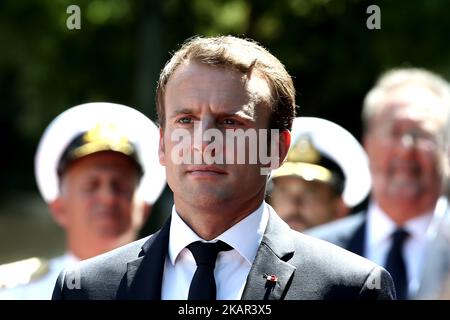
left=131, top=198, right=152, bottom=230
left=266, top=129, right=291, bottom=172
left=159, top=127, right=165, bottom=166
left=142, top=203, right=152, bottom=223
left=278, top=129, right=291, bottom=165
left=334, top=198, right=351, bottom=219
left=363, top=132, right=372, bottom=155
left=49, top=197, right=68, bottom=228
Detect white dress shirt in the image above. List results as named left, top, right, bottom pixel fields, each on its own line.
left=365, top=202, right=434, bottom=297
left=0, top=253, right=78, bottom=300
left=161, top=201, right=269, bottom=300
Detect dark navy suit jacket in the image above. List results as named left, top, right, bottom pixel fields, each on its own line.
left=52, top=207, right=395, bottom=300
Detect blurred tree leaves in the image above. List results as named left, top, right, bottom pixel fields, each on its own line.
left=0, top=0, right=449, bottom=194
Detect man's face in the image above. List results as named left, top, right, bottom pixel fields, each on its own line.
left=364, top=85, right=447, bottom=219
left=159, top=61, right=284, bottom=219
left=54, top=151, right=143, bottom=243
left=269, top=176, right=347, bottom=231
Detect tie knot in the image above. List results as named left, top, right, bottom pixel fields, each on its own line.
left=391, top=228, right=409, bottom=246
left=187, top=241, right=232, bottom=267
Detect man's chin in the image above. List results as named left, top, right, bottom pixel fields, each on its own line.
left=387, top=192, right=430, bottom=215
left=182, top=190, right=236, bottom=210
left=388, top=186, right=422, bottom=199
left=92, top=223, right=127, bottom=239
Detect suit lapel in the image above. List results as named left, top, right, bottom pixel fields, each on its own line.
left=416, top=197, right=449, bottom=298
left=126, top=217, right=171, bottom=299
left=241, top=207, right=296, bottom=300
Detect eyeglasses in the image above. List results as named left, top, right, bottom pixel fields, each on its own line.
left=374, top=126, right=444, bottom=151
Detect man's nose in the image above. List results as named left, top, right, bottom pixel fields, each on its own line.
left=98, top=184, right=118, bottom=205
left=393, top=132, right=418, bottom=161
left=192, top=119, right=216, bottom=153
left=400, top=133, right=415, bottom=149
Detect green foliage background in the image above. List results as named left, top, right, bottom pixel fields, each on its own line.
left=0, top=0, right=449, bottom=261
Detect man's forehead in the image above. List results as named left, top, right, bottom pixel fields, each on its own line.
left=168, top=60, right=242, bottom=82
left=64, top=152, right=139, bottom=174
left=246, top=70, right=272, bottom=106
left=275, top=176, right=334, bottom=194
left=377, top=85, right=448, bottom=121
left=378, top=102, right=446, bottom=125
left=167, top=60, right=271, bottom=101
left=164, top=61, right=271, bottom=120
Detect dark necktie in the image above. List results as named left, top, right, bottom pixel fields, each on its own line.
left=385, top=228, right=409, bottom=300
left=187, top=240, right=232, bottom=300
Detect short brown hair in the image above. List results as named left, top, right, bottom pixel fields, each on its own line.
left=156, top=35, right=296, bottom=131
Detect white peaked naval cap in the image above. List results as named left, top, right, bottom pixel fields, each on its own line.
left=273, top=117, right=372, bottom=207
left=35, top=102, right=166, bottom=204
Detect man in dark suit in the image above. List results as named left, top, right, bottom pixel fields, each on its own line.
left=52, top=35, right=395, bottom=300
left=308, top=68, right=450, bottom=299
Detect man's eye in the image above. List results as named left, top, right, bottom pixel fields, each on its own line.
left=178, top=117, right=193, bottom=124
left=223, top=119, right=237, bottom=125
left=114, top=182, right=134, bottom=195
left=82, top=183, right=97, bottom=192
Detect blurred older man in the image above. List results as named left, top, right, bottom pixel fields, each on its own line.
left=308, top=68, right=450, bottom=299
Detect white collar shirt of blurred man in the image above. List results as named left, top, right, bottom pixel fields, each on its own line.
left=365, top=201, right=437, bottom=298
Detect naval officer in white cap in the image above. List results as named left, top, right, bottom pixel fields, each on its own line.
left=266, top=117, right=371, bottom=231
left=0, top=102, right=166, bottom=299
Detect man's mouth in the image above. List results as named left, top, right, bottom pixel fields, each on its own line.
left=186, top=165, right=227, bottom=176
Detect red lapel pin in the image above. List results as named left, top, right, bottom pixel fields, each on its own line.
left=263, top=273, right=278, bottom=283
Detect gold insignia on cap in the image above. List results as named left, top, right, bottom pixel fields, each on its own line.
left=272, top=134, right=335, bottom=183
left=72, top=123, right=134, bottom=159
left=0, top=257, right=49, bottom=289
left=287, top=134, right=320, bottom=164
left=271, top=162, right=333, bottom=183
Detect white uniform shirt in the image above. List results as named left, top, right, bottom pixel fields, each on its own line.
left=0, top=253, right=78, bottom=300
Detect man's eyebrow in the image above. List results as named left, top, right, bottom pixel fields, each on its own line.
left=168, top=106, right=255, bottom=119
left=238, top=104, right=256, bottom=120
left=231, top=111, right=254, bottom=121
left=168, top=108, right=194, bottom=117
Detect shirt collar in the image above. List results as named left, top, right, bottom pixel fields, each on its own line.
left=366, top=201, right=435, bottom=247
left=64, top=252, right=80, bottom=265
left=49, top=252, right=79, bottom=271
left=168, top=201, right=269, bottom=266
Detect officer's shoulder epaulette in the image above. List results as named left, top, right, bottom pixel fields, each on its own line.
left=0, top=257, right=49, bottom=289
